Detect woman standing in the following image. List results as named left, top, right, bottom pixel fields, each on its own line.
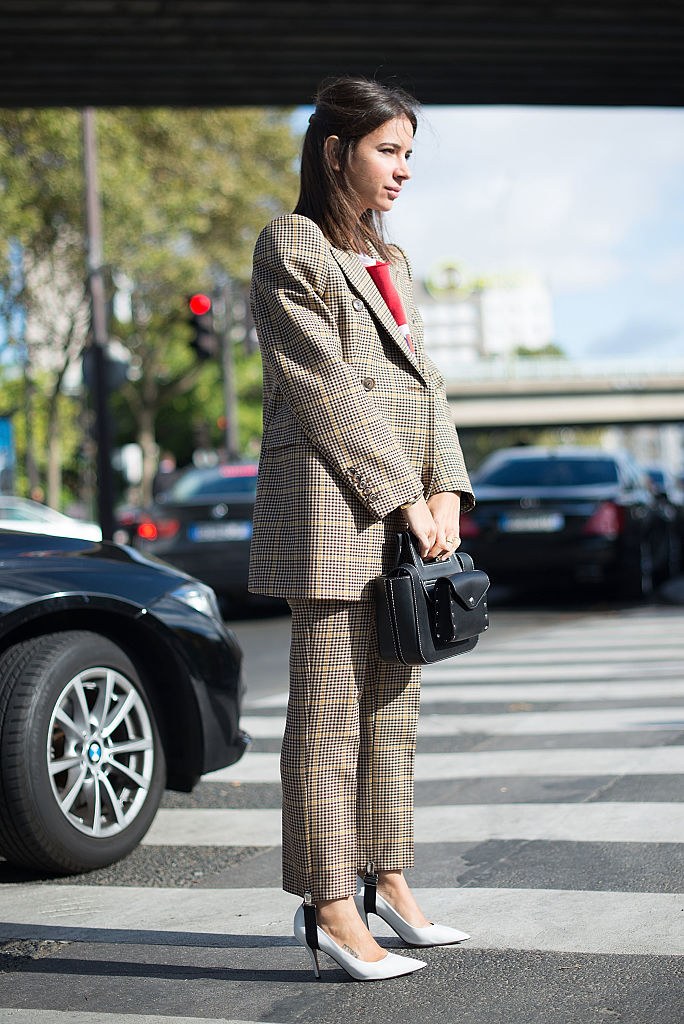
left=249, top=76, right=474, bottom=981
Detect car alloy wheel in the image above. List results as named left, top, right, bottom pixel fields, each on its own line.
left=0, top=630, right=165, bottom=873
left=47, top=666, right=155, bottom=838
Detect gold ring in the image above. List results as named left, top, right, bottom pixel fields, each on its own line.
left=446, top=536, right=456, bottom=544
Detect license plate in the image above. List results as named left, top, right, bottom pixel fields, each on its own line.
left=499, top=512, right=565, bottom=533
left=188, top=521, right=252, bottom=542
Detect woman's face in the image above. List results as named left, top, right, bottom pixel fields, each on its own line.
left=327, top=115, right=414, bottom=214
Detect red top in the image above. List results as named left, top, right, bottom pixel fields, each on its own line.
left=365, top=261, right=415, bottom=353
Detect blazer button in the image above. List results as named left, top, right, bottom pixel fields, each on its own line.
left=362, top=377, right=375, bottom=390
left=352, top=298, right=364, bottom=311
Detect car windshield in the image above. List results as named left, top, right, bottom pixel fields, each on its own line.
left=165, top=465, right=258, bottom=501
left=476, top=457, right=619, bottom=487
left=0, top=501, right=61, bottom=522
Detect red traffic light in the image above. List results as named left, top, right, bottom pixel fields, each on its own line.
left=189, top=293, right=212, bottom=316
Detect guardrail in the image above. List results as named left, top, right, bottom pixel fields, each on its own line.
left=440, top=358, right=684, bottom=383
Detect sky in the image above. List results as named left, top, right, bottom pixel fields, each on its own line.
left=293, top=105, right=684, bottom=361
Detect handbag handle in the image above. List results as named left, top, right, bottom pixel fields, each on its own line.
left=397, top=531, right=471, bottom=581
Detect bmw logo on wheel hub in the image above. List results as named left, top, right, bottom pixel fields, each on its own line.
left=87, top=741, right=103, bottom=765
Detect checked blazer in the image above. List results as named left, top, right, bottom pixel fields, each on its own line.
left=248, top=213, right=474, bottom=601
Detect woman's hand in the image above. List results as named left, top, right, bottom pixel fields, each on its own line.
left=426, top=492, right=461, bottom=561
left=400, top=497, right=437, bottom=559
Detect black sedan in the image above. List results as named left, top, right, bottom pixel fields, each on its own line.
left=460, top=447, right=670, bottom=599
left=126, top=463, right=259, bottom=604
left=0, top=530, right=248, bottom=874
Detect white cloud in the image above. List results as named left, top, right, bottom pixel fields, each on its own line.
left=388, top=106, right=684, bottom=297
left=645, top=247, right=684, bottom=284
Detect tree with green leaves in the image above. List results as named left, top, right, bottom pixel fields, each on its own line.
left=0, top=107, right=299, bottom=508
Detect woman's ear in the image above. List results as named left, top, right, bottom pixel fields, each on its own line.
left=324, top=134, right=341, bottom=172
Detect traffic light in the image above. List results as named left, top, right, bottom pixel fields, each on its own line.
left=188, top=293, right=218, bottom=359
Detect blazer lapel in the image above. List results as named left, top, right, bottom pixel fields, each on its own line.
left=330, top=247, right=425, bottom=377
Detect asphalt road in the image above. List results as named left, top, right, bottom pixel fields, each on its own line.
left=1, top=588, right=683, bottom=1024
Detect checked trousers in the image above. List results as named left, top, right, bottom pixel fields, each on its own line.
left=281, top=598, right=421, bottom=900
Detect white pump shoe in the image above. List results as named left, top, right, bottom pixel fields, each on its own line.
left=355, top=876, right=470, bottom=947
left=293, top=904, right=427, bottom=981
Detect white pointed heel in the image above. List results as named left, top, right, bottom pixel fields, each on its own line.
left=355, top=875, right=470, bottom=947
left=293, top=904, right=427, bottom=981
left=304, top=942, right=321, bottom=979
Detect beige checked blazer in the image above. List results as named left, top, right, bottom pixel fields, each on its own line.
left=248, top=213, right=474, bottom=601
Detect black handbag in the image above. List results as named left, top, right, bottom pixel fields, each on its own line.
left=374, top=532, right=490, bottom=665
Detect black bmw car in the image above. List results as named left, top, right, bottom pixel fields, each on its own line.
left=460, top=446, right=670, bottom=598
left=123, top=463, right=259, bottom=605
left=0, top=530, right=248, bottom=875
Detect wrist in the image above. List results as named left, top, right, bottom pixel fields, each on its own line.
left=399, top=492, right=423, bottom=510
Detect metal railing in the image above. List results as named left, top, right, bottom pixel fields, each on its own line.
left=440, top=357, right=684, bottom=383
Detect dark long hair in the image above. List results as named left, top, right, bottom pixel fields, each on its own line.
left=294, top=76, right=420, bottom=260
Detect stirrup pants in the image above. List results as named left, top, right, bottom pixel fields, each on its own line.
left=282, top=598, right=421, bottom=901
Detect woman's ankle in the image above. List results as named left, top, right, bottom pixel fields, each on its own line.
left=316, top=894, right=364, bottom=925
left=377, top=869, right=406, bottom=893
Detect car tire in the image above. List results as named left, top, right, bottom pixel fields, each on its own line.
left=618, top=541, right=654, bottom=601
left=0, top=630, right=166, bottom=874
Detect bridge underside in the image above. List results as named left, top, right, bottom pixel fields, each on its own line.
left=449, top=392, right=684, bottom=430
left=1, top=2, right=683, bottom=108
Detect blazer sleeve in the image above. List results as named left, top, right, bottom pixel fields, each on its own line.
left=251, top=215, right=424, bottom=519
left=393, top=245, right=475, bottom=512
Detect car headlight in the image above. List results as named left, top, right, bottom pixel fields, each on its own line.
left=168, top=582, right=223, bottom=622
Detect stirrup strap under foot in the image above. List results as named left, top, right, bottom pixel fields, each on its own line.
left=363, top=862, right=378, bottom=917
left=303, top=891, right=319, bottom=950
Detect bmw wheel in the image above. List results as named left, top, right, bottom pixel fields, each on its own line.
left=0, top=630, right=165, bottom=874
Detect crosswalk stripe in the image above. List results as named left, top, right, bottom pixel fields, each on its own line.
left=1, top=884, right=680, bottom=956
left=323, top=655, right=684, bottom=684
left=205, top=746, right=684, bottom=783
left=487, top=635, right=684, bottom=649
left=421, top=662, right=684, bottom=682
left=493, top=614, right=679, bottom=630
left=0, top=1014, right=276, bottom=1024
left=248, top=678, right=684, bottom=709
left=456, top=647, right=684, bottom=664
left=241, top=706, right=684, bottom=739
left=507, top=628, right=680, bottom=641
left=419, top=680, right=684, bottom=704
left=142, top=802, right=684, bottom=847
left=496, top=633, right=684, bottom=645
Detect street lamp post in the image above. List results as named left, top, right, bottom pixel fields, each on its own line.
left=220, top=280, right=240, bottom=462
left=82, top=107, right=114, bottom=540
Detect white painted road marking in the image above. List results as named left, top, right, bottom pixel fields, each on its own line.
left=241, top=706, right=684, bottom=739
left=205, top=746, right=684, bottom=783
left=1, top=884, right=681, bottom=956
left=142, top=802, right=684, bottom=847
left=248, top=679, right=684, bottom=709
left=0, top=1014, right=279, bottom=1024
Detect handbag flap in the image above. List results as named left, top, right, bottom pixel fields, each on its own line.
left=439, top=571, right=490, bottom=610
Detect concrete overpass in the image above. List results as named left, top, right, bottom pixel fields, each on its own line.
left=444, top=359, right=684, bottom=429
left=1, top=2, right=683, bottom=107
